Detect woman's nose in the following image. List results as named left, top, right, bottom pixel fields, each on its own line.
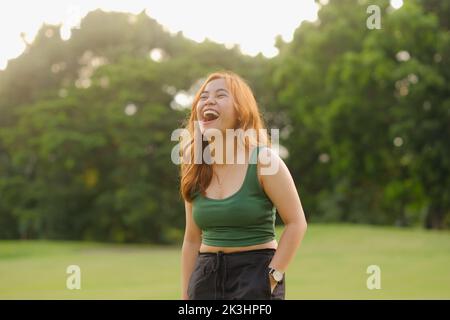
left=205, top=96, right=216, bottom=105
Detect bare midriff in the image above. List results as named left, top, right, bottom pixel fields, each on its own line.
left=199, top=239, right=278, bottom=254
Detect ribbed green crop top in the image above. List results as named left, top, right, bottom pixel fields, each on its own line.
left=191, top=146, right=276, bottom=247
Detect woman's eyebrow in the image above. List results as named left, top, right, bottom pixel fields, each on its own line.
left=201, top=88, right=229, bottom=94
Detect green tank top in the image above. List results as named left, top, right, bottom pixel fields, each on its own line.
left=192, top=146, right=276, bottom=247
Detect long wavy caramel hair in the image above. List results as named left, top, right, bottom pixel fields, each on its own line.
left=179, top=70, right=271, bottom=202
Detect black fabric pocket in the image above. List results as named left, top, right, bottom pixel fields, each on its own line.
left=269, top=270, right=286, bottom=300
left=264, top=256, right=286, bottom=300
left=232, top=254, right=273, bottom=300
left=264, top=266, right=273, bottom=299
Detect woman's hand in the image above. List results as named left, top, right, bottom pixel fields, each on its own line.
left=269, top=275, right=278, bottom=294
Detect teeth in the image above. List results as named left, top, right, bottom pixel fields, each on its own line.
left=204, top=110, right=219, bottom=117
left=203, top=109, right=219, bottom=120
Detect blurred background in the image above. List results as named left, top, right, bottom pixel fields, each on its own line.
left=0, top=0, right=448, bottom=299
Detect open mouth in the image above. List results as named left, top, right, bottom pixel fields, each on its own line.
left=201, top=109, right=220, bottom=124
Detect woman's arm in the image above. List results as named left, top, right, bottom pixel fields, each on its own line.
left=180, top=200, right=202, bottom=300
left=258, top=147, right=308, bottom=274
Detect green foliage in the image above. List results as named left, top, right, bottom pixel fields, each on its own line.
left=272, top=0, right=449, bottom=228
left=0, top=2, right=448, bottom=243
left=0, top=9, right=270, bottom=242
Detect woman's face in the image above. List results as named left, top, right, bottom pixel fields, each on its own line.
left=196, top=78, right=238, bottom=136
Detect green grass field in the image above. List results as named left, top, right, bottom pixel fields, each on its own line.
left=1, top=223, right=449, bottom=299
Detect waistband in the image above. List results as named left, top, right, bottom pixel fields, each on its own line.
left=197, top=247, right=276, bottom=299
left=198, top=248, right=276, bottom=256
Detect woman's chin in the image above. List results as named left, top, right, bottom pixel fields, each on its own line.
left=200, top=121, right=223, bottom=135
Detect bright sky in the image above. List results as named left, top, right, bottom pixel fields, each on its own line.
left=0, top=0, right=319, bottom=70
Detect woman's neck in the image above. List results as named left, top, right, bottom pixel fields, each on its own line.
left=209, top=138, right=250, bottom=168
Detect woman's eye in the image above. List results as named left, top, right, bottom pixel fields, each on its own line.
left=218, top=95, right=226, bottom=98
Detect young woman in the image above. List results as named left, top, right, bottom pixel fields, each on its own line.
left=180, top=70, right=307, bottom=300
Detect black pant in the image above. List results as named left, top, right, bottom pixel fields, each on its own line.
left=187, top=248, right=286, bottom=300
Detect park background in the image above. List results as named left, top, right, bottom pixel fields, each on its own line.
left=0, top=0, right=449, bottom=299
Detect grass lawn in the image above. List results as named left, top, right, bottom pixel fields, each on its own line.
left=0, top=223, right=449, bottom=299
